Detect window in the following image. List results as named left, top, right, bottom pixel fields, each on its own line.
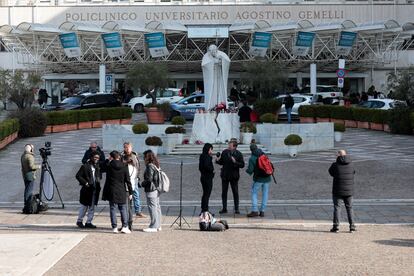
left=83, top=97, right=95, bottom=104
left=293, top=97, right=306, bottom=104
left=187, top=96, right=204, bottom=104
left=161, top=90, right=173, bottom=97
left=370, top=101, right=385, bottom=108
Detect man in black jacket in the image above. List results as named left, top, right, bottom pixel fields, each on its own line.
left=328, top=150, right=356, bottom=233
left=283, top=94, right=295, bottom=124
left=81, top=142, right=105, bottom=165
left=75, top=152, right=101, bottom=229
left=199, top=143, right=214, bottom=212
left=216, top=140, right=245, bottom=214
left=102, top=151, right=133, bottom=234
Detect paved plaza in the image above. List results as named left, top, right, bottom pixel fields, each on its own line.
left=0, top=123, right=413, bottom=275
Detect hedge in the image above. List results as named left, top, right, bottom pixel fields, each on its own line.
left=298, top=105, right=315, bottom=118
left=331, top=106, right=353, bottom=120
left=314, top=105, right=332, bottom=118
left=46, top=107, right=131, bottom=125
left=411, top=112, right=414, bottom=129
left=0, top=119, right=19, bottom=140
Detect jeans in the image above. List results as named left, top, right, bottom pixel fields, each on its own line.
left=333, top=195, right=355, bottom=227
left=201, top=176, right=213, bottom=212
left=146, top=191, right=162, bottom=229
left=24, top=179, right=34, bottom=207
left=132, top=188, right=141, bottom=213
left=286, top=108, right=293, bottom=124
left=221, top=178, right=239, bottom=211
left=109, top=202, right=128, bottom=229
left=251, top=181, right=270, bottom=212
left=126, top=192, right=133, bottom=226
left=77, top=190, right=96, bottom=224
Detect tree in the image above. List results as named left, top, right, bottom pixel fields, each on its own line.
left=242, top=61, right=288, bottom=99
left=387, top=67, right=414, bottom=107
left=125, top=63, right=170, bottom=105
left=0, top=69, right=42, bottom=110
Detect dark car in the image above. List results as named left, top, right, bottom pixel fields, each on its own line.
left=44, top=93, right=120, bottom=111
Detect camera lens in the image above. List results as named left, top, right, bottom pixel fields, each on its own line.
left=216, top=152, right=221, bottom=157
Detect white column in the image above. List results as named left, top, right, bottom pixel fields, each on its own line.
left=99, top=64, right=105, bottom=93
left=310, top=63, right=317, bottom=95
left=296, top=72, right=303, bottom=90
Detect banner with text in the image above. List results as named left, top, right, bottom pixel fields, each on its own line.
left=249, top=32, right=272, bottom=57
left=59, top=32, right=81, bottom=58
left=102, top=32, right=125, bottom=58
left=293, top=31, right=315, bottom=56
left=144, top=32, right=169, bottom=58
left=336, top=31, right=357, bottom=56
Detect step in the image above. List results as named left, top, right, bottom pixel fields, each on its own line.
left=169, top=143, right=270, bottom=155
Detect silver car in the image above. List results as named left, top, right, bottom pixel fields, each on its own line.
left=277, top=94, right=313, bottom=117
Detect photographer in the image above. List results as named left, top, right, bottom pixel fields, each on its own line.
left=21, top=144, right=41, bottom=213
left=199, top=143, right=214, bottom=212
left=216, top=140, right=245, bottom=214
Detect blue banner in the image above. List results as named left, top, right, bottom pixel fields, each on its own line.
left=59, top=32, right=79, bottom=48
left=338, top=31, right=357, bottom=47
left=295, top=32, right=315, bottom=47
left=251, top=32, right=272, bottom=48
left=145, top=32, right=166, bottom=49
left=102, top=32, right=122, bottom=49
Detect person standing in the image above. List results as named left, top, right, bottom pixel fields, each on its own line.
left=283, top=94, right=295, bottom=124
left=216, top=140, right=245, bottom=214
left=246, top=144, right=271, bottom=218
left=238, top=100, right=252, bottom=123
left=328, top=150, right=356, bottom=233
left=21, top=144, right=41, bottom=213
left=82, top=142, right=105, bottom=165
left=102, top=151, right=133, bottom=234
left=75, top=152, right=101, bottom=229
left=121, top=142, right=146, bottom=219
left=141, top=150, right=162, bottom=233
left=199, top=143, right=214, bottom=212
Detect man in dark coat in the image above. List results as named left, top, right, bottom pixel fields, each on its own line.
left=82, top=142, right=105, bottom=165
left=216, top=140, right=245, bottom=214
left=199, top=143, right=214, bottom=212
left=102, top=151, right=133, bottom=234
left=283, top=94, right=295, bottom=124
left=328, top=150, right=356, bottom=233
left=238, top=100, right=252, bottom=123
left=75, top=152, right=101, bottom=229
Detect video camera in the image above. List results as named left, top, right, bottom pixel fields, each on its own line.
left=39, top=141, right=52, bottom=159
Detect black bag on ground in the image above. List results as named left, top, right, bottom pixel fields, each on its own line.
left=22, top=194, right=45, bottom=214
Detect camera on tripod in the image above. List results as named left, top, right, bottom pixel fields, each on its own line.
left=39, top=141, right=52, bottom=159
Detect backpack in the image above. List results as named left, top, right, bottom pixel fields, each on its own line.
left=23, top=194, right=40, bottom=214
left=255, top=154, right=274, bottom=177
left=153, top=165, right=170, bottom=193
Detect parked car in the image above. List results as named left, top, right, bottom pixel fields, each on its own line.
left=126, top=88, right=183, bottom=112
left=358, top=99, right=407, bottom=110
left=170, top=94, right=234, bottom=120
left=301, top=85, right=343, bottom=98
left=43, top=93, right=120, bottom=111
left=277, top=94, right=313, bottom=119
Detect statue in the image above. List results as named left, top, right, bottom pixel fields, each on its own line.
left=202, top=45, right=230, bottom=111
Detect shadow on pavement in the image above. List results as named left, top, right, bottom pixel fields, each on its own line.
left=231, top=225, right=328, bottom=233
left=374, top=239, right=414, bottom=248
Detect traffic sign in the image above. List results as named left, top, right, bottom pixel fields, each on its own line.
left=338, top=77, right=344, bottom=88
left=336, top=69, right=346, bottom=78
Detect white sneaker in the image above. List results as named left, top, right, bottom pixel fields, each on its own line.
left=121, top=227, right=131, bottom=234
left=112, top=228, right=119, bottom=234
left=157, top=227, right=162, bottom=232
left=143, top=228, right=158, bottom=233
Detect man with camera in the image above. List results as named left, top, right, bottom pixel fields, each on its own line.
left=216, top=140, right=245, bottom=214
left=21, top=144, right=41, bottom=213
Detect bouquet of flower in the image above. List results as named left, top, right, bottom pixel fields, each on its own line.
left=212, top=102, right=227, bottom=112
left=182, top=138, right=190, bottom=145
left=195, top=140, right=204, bottom=145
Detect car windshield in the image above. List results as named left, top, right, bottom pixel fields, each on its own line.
left=61, top=96, right=83, bottom=105
left=177, top=96, right=203, bottom=104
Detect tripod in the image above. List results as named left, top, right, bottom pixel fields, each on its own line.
left=171, top=160, right=190, bottom=229
left=39, top=157, right=64, bottom=209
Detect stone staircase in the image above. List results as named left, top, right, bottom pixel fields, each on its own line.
left=169, top=143, right=270, bottom=155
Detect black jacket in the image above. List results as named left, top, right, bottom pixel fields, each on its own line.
left=142, top=163, right=160, bottom=193
left=102, top=159, right=132, bottom=204
left=238, top=105, right=252, bottom=123
left=199, top=144, right=214, bottom=178
left=216, top=149, right=245, bottom=180
left=329, top=155, right=355, bottom=197
left=82, top=147, right=105, bottom=165
left=284, top=95, right=294, bottom=109
left=76, top=162, right=101, bottom=206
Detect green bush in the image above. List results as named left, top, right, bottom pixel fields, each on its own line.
left=388, top=107, right=413, bottom=134
left=132, top=123, right=149, bottom=134
left=298, top=105, right=315, bottom=118
left=371, top=110, right=390, bottom=124
left=165, top=126, right=186, bottom=134
left=0, top=119, right=19, bottom=140
left=315, top=105, right=332, bottom=118
left=254, top=99, right=282, bottom=117
left=284, top=134, right=303, bottom=146
left=10, top=108, right=47, bottom=138
left=171, top=116, right=186, bottom=126
left=411, top=112, right=414, bottom=129
left=240, top=122, right=257, bottom=134
left=145, top=136, right=163, bottom=146
left=334, top=123, right=346, bottom=132
left=331, top=106, right=353, bottom=120
left=260, top=113, right=277, bottom=123
left=352, top=108, right=372, bottom=122
left=121, top=107, right=132, bottom=119
left=101, top=107, right=122, bottom=120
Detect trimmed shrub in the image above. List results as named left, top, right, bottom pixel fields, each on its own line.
left=254, top=99, right=282, bottom=116
left=371, top=110, right=390, bottom=124
left=334, top=123, right=346, bottom=132
left=352, top=108, right=372, bottom=122
left=284, top=134, right=303, bottom=146
left=0, top=119, right=18, bottom=140
left=331, top=106, right=353, bottom=120
left=132, top=123, right=149, bottom=134
left=165, top=126, right=186, bottom=134
left=65, top=110, right=79, bottom=124
left=171, top=116, right=186, bottom=126
left=10, top=108, right=47, bottom=138
left=411, top=112, right=414, bottom=129
left=121, top=107, right=132, bottom=119
left=388, top=106, right=413, bottom=134
left=314, top=105, right=332, bottom=118
left=298, top=105, right=315, bottom=118
left=260, top=113, right=277, bottom=123
left=240, top=122, right=257, bottom=134
left=145, top=136, right=163, bottom=146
